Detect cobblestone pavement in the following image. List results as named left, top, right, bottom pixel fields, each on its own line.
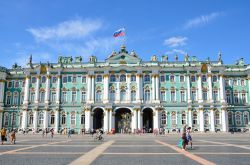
left=0, top=133, right=250, bottom=165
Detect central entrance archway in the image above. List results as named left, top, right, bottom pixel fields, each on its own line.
left=93, top=108, right=104, bottom=130
left=115, top=108, right=132, bottom=133
left=143, top=108, right=153, bottom=133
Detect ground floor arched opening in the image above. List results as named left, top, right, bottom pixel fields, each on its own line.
left=143, top=108, right=153, bottom=133
left=115, top=108, right=132, bottom=133
left=93, top=108, right=104, bottom=130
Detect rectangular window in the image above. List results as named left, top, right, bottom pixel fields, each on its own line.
left=234, top=94, right=239, bottom=104
left=213, top=91, right=218, bottom=101
left=160, top=75, right=165, bottom=82
left=51, top=92, right=56, bottom=102
left=160, top=91, right=166, bottom=101
left=233, top=79, right=237, bottom=86
left=225, top=80, right=229, bottom=86
left=8, top=81, right=12, bottom=88
left=191, top=76, right=196, bottom=82
left=68, top=76, right=72, bottom=82
left=13, top=95, right=18, bottom=105
left=241, top=79, right=245, bottom=86
left=180, top=75, right=184, bottom=82
left=202, top=91, right=207, bottom=101
left=226, top=93, right=231, bottom=104
left=191, top=91, right=196, bottom=101
left=242, top=94, right=246, bottom=104
left=82, top=76, right=86, bottom=83
left=171, top=91, right=175, bottom=102
left=180, top=91, right=185, bottom=102
left=131, top=75, right=136, bottom=82
left=30, top=92, right=35, bottom=103
left=63, top=76, right=67, bottom=83
left=40, top=92, right=45, bottom=103
left=15, top=81, right=19, bottom=88
left=52, top=77, right=57, bottom=83
left=72, top=76, right=76, bottom=83
left=131, top=91, right=136, bottom=101
left=170, top=75, right=175, bottom=82
left=6, top=95, right=11, bottom=105
left=81, top=91, right=86, bottom=102
left=62, top=92, right=67, bottom=103
left=72, top=91, right=76, bottom=102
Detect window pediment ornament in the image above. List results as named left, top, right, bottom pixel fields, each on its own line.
left=160, top=87, right=166, bottom=91
left=131, top=86, right=136, bottom=90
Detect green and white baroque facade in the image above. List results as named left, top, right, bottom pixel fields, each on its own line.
left=0, top=45, right=249, bottom=133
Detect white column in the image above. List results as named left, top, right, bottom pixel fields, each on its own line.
left=103, top=75, right=109, bottom=103
left=109, top=109, right=112, bottom=131
left=44, top=110, right=49, bottom=129
left=152, top=75, right=155, bottom=101
left=132, top=109, right=137, bottom=132
left=103, top=109, right=108, bottom=132
left=187, top=75, right=191, bottom=103
left=87, top=75, right=92, bottom=102
left=188, top=108, right=192, bottom=127
left=210, top=108, right=215, bottom=132
left=197, top=75, right=203, bottom=103
left=153, top=109, right=159, bottom=130
left=126, top=75, right=131, bottom=102
left=22, top=109, right=28, bottom=129
left=219, top=74, right=226, bottom=103
left=199, top=108, right=204, bottom=132
left=138, top=109, right=142, bottom=129
left=23, top=76, right=30, bottom=105
left=136, top=74, right=142, bottom=103
left=85, top=109, right=91, bottom=131
left=33, top=110, right=38, bottom=131
left=0, top=110, right=3, bottom=129
left=221, top=108, right=228, bottom=132
left=0, top=80, right=6, bottom=106
left=91, top=76, right=95, bottom=102
left=155, top=75, right=160, bottom=101
left=45, top=75, right=51, bottom=104
left=55, top=109, right=59, bottom=133
left=208, top=75, right=213, bottom=102
left=35, top=76, right=40, bottom=104
left=56, top=75, right=61, bottom=104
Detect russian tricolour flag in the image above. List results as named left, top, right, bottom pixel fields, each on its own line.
left=113, top=28, right=125, bottom=37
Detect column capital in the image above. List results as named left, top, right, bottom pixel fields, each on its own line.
left=103, top=74, right=109, bottom=78
left=46, top=75, right=51, bottom=79
left=199, top=108, right=204, bottom=111
left=36, top=75, right=41, bottom=79
left=105, top=108, right=112, bottom=111
left=188, top=108, right=192, bottom=111
left=219, top=74, right=225, bottom=78
left=247, top=76, right=250, bottom=80
left=207, top=74, right=212, bottom=77
left=210, top=108, right=215, bottom=111
left=57, top=74, right=62, bottom=78
left=25, top=75, right=31, bottom=79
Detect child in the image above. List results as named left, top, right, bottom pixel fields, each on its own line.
left=10, top=130, right=16, bottom=144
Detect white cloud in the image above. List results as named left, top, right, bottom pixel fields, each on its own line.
left=165, top=49, right=187, bottom=55
left=27, top=18, right=103, bottom=42
left=184, top=12, right=223, bottom=29
left=164, top=36, right=187, bottom=47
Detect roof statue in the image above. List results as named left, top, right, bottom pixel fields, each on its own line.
left=151, top=55, right=158, bottom=61
left=218, top=51, right=222, bottom=62
left=184, top=53, right=189, bottom=62
left=175, top=54, right=178, bottom=61
left=75, top=56, right=82, bottom=63
left=130, top=50, right=138, bottom=57
left=119, top=45, right=128, bottom=54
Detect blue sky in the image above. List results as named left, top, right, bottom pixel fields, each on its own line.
left=0, top=0, right=250, bottom=68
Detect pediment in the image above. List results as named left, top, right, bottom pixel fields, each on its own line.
left=106, top=45, right=141, bottom=64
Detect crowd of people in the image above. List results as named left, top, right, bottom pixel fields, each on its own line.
left=1, top=128, right=16, bottom=145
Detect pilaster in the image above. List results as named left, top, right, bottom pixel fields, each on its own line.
left=199, top=107, right=204, bottom=132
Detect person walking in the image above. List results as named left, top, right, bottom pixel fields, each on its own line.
left=67, top=128, right=71, bottom=138
left=1, top=128, right=7, bottom=145
left=50, top=128, right=54, bottom=139
left=186, top=127, right=193, bottom=149
left=10, top=130, right=16, bottom=144
left=181, top=132, right=188, bottom=150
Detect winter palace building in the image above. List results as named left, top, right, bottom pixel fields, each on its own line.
left=0, top=45, right=249, bottom=133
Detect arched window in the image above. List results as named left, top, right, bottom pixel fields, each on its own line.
left=109, top=90, right=115, bottom=101
left=191, top=75, right=196, bottom=82
left=38, top=113, right=44, bottom=125
left=144, top=90, right=150, bottom=101
left=61, top=113, right=66, bottom=125
left=6, top=93, right=12, bottom=105
left=161, top=111, right=166, bottom=126
left=120, top=74, right=126, bottom=82
left=171, top=112, right=176, bottom=126
left=72, top=91, right=76, bottom=103
left=110, top=75, right=116, bottom=82
left=171, top=90, right=175, bottom=102
left=228, top=112, right=233, bottom=125
left=31, top=77, right=36, bottom=83
left=4, top=113, right=9, bottom=126
left=160, top=91, right=166, bottom=101
left=131, top=75, right=136, bottom=82
left=41, top=76, right=46, bottom=83
left=13, top=92, right=19, bottom=105
left=131, top=90, right=136, bottom=101
left=235, top=112, right=241, bottom=125
left=181, top=113, right=186, bottom=125
left=215, top=111, right=220, bottom=125
left=81, top=114, right=85, bottom=125
left=50, top=113, right=55, bottom=125
left=40, top=92, right=45, bottom=103
left=96, top=75, right=102, bottom=82
left=193, top=112, right=198, bottom=125
left=120, top=89, right=126, bottom=101
left=204, top=113, right=209, bottom=125
left=144, top=75, right=150, bottom=82
left=180, top=75, right=185, bottom=82
left=71, top=112, right=76, bottom=125
left=12, top=113, right=17, bottom=126
left=29, top=113, right=34, bottom=125
left=244, top=112, right=249, bottom=125
left=95, top=90, right=102, bottom=102
left=170, top=75, right=175, bottom=82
